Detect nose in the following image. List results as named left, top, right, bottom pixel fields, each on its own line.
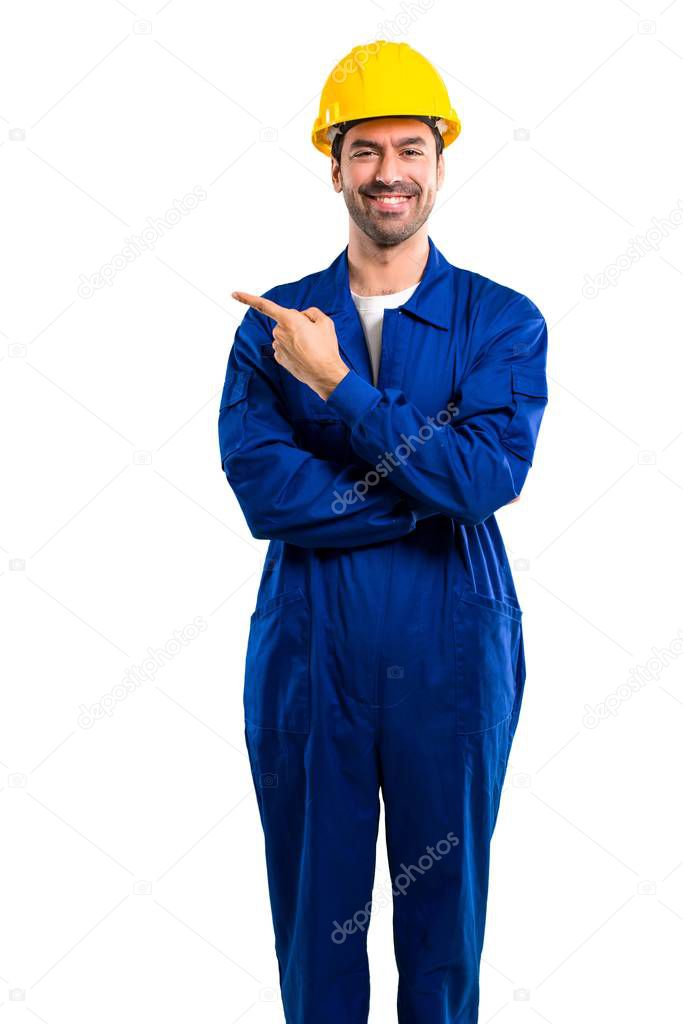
left=375, top=150, right=403, bottom=187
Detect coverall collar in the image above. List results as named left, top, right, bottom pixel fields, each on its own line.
left=320, top=234, right=452, bottom=332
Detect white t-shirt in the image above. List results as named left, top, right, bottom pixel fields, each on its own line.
left=350, top=282, right=419, bottom=386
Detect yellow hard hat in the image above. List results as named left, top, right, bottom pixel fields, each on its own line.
left=311, top=40, right=461, bottom=157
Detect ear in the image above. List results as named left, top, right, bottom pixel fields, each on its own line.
left=331, top=156, right=343, bottom=194
left=436, top=151, right=445, bottom=190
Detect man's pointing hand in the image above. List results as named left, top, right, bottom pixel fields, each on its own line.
left=231, top=291, right=349, bottom=401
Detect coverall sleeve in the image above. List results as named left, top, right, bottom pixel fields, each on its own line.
left=218, top=306, right=435, bottom=549
left=325, top=297, right=549, bottom=527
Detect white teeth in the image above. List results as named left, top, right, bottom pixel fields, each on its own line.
left=373, top=195, right=411, bottom=204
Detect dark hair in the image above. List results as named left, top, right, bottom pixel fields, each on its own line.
left=331, top=116, right=444, bottom=163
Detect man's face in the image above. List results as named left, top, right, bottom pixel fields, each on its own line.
left=331, top=117, right=444, bottom=246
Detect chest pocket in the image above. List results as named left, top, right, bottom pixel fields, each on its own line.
left=500, top=368, right=548, bottom=464
left=292, top=411, right=350, bottom=463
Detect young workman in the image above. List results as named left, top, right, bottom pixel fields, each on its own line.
left=219, top=39, right=549, bottom=1024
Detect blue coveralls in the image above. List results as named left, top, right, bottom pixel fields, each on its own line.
left=218, top=236, right=548, bottom=1023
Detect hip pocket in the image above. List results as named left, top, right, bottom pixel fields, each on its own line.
left=244, top=588, right=311, bottom=734
left=452, top=589, right=522, bottom=735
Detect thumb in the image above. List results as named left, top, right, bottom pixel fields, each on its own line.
left=301, top=306, right=326, bottom=323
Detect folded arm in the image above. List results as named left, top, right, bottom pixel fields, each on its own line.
left=324, top=297, right=549, bottom=527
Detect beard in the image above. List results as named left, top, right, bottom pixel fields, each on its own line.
left=340, top=178, right=436, bottom=246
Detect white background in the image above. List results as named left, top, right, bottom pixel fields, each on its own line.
left=2, top=1, right=683, bottom=1021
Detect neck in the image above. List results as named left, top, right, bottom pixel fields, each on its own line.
left=347, top=226, right=429, bottom=296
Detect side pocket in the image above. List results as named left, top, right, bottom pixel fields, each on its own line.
left=244, top=588, right=311, bottom=734
left=218, top=367, right=251, bottom=468
left=500, top=368, right=548, bottom=464
left=453, top=589, right=522, bottom=735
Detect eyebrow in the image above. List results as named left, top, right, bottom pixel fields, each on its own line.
left=348, top=136, right=429, bottom=150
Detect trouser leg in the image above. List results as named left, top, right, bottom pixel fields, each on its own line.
left=379, top=690, right=514, bottom=1023
left=245, top=702, right=380, bottom=1023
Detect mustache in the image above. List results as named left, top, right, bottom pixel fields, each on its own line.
left=361, top=186, right=419, bottom=197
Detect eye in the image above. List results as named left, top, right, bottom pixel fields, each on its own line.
left=402, top=149, right=423, bottom=156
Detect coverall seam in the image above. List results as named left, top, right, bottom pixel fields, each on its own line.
left=244, top=719, right=309, bottom=736
left=371, top=542, right=394, bottom=709
left=455, top=710, right=515, bottom=738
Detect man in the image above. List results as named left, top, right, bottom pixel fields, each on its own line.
left=218, top=39, right=548, bottom=1024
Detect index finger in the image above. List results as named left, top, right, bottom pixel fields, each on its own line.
left=231, top=291, right=295, bottom=324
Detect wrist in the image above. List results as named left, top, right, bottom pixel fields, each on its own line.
left=318, top=362, right=350, bottom=401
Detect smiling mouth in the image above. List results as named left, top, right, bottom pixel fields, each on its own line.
left=365, top=193, right=416, bottom=211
